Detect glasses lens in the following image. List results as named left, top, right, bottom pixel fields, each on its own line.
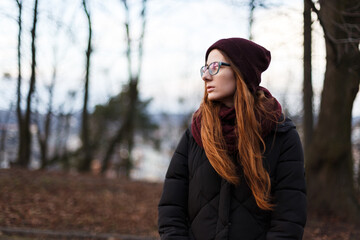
left=209, top=62, right=219, bottom=75
left=200, top=66, right=206, bottom=77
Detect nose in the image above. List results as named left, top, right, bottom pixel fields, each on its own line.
left=202, top=69, right=212, bottom=81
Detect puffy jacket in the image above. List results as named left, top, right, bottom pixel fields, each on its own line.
left=158, top=117, right=307, bottom=240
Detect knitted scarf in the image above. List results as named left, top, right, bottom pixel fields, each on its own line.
left=191, top=87, right=282, bottom=153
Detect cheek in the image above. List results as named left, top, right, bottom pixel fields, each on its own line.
left=222, top=76, right=236, bottom=94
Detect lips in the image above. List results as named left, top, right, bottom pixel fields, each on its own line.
left=207, top=86, right=215, bottom=92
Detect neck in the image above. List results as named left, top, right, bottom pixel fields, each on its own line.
left=220, top=99, right=234, bottom=108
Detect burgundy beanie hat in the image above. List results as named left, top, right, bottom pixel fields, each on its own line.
left=205, top=38, right=271, bottom=93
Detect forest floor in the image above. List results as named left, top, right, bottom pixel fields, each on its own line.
left=0, top=168, right=360, bottom=240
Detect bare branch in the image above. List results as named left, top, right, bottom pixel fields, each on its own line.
left=137, top=0, right=147, bottom=77
left=331, top=21, right=360, bottom=38
left=305, top=0, right=338, bottom=56
left=121, top=0, right=132, bottom=81
left=343, top=2, right=360, bottom=12
left=331, top=38, right=360, bottom=44
left=341, top=12, right=360, bottom=17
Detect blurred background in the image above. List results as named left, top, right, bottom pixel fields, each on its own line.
left=0, top=0, right=360, bottom=239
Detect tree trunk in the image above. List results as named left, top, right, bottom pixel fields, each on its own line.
left=303, top=0, right=314, bottom=161
left=55, top=92, right=76, bottom=171
left=100, top=80, right=139, bottom=173
left=122, top=0, right=147, bottom=178
left=124, top=79, right=138, bottom=177
left=101, top=0, right=147, bottom=176
left=0, top=126, right=7, bottom=165
left=78, top=0, right=93, bottom=172
left=101, top=116, right=127, bottom=173
left=38, top=70, right=55, bottom=169
left=60, top=113, right=72, bottom=171
left=307, top=0, right=360, bottom=221
left=248, top=0, right=255, bottom=41
left=15, top=0, right=24, bottom=167
left=18, top=0, right=38, bottom=168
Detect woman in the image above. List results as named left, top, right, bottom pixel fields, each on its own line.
left=158, top=38, right=307, bottom=240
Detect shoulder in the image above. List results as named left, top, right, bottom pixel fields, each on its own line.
left=175, top=128, right=191, bottom=155
left=267, top=116, right=301, bottom=146
left=274, top=115, right=296, bottom=133
left=276, top=117, right=302, bottom=149
left=272, top=116, right=302, bottom=145
left=265, top=117, right=304, bottom=172
left=175, top=127, right=200, bottom=155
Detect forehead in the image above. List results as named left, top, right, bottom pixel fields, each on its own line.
left=207, top=49, right=227, bottom=64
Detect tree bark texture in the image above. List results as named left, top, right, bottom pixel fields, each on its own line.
left=303, top=0, right=314, bottom=161
left=307, top=0, right=360, bottom=221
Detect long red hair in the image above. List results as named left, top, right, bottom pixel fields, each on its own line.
left=198, top=53, right=280, bottom=211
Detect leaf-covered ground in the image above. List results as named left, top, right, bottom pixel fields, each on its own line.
left=0, top=169, right=359, bottom=239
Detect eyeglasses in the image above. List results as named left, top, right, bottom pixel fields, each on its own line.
left=200, top=61, right=231, bottom=77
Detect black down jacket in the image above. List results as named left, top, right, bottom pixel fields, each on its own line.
left=158, top=117, right=307, bottom=240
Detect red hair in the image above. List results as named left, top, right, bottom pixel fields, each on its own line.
left=198, top=53, right=280, bottom=210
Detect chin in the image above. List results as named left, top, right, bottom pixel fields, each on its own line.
left=207, top=94, right=234, bottom=107
left=207, top=93, right=218, bottom=100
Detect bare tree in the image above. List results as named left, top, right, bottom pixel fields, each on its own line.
left=101, top=0, right=148, bottom=177
left=303, top=0, right=314, bottom=160
left=34, top=2, right=70, bottom=170
left=231, top=0, right=268, bottom=40
left=14, top=0, right=24, bottom=167
left=16, top=0, right=39, bottom=168
left=51, top=91, right=77, bottom=171
left=306, top=0, right=360, bottom=221
left=248, top=0, right=267, bottom=40
left=35, top=68, right=56, bottom=169
left=77, top=0, right=93, bottom=172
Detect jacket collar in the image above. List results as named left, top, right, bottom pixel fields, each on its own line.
left=274, top=115, right=296, bottom=133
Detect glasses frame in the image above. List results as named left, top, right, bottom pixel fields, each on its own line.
left=200, top=61, right=231, bottom=77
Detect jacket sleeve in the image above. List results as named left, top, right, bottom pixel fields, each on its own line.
left=158, top=130, right=190, bottom=240
left=267, top=128, right=307, bottom=240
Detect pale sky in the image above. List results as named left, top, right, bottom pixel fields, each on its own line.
left=0, top=0, right=359, bottom=117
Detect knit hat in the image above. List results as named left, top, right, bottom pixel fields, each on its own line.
left=205, top=38, right=271, bottom=93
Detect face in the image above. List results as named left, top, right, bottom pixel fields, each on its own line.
left=202, top=49, right=236, bottom=107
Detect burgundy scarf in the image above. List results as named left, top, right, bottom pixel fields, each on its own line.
left=191, top=86, right=282, bottom=153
